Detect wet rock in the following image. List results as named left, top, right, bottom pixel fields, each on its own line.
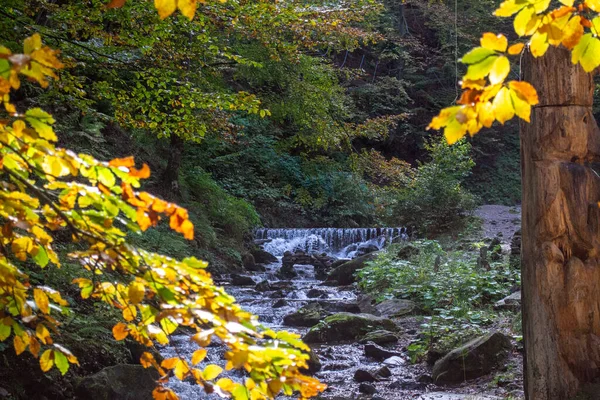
left=255, top=280, right=271, bottom=292
left=375, top=299, right=415, bottom=317
left=383, top=356, right=405, bottom=367
left=272, top=299, right=288, bottom=308
left=329, top=258, right=351, bottom=270
left=374, top=366, right=392, bottom=379
left=326, top=253, right=379, bottom=285
left=253, top=238, right=272, bottom=246
left=389, top=380, right=425, bottom=390
left=307, top=288, right=327, bottom=298
left=231, top=274, right=255, bottom=286
left=359, top=330, right=398, bottom=345
left=397, top=244, right=420, bottom=260
left=354, top=369, right=376, bottom=383
left=303, top=313, right=398, bottom=344
left=358, top=383, right=377, bottom=395
left=242, top=253, right=256, bottom=271
left=494, top=291, right=521, bottom=311
left=364, top=342, right=403, bottom=361
left=357, top=294, right=378, bottom=315
left=426, top=348, right=446, bottom=366
left=432, top=331, right=512, bottom=384
left=355, top=243, right=379, bottom=257
left=283, top=303, right=328, bottom=327
left=418, top=374, right=433, bottom=384
left=251, top=249, right=278, bottom=264
left=75, top=365, right=159, bottom=400
left=277, top=264, right=298, bottom=279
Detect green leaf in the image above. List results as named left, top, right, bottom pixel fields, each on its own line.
left=0, top=323, right=11, bottom=341
left=97, top=168, right=116, bottom=187
left=461, top=47, right=496, bottom=65
left=464, top=56, right=497, bottom=81
left=33, top=246, right=49, bottom=268
left=54, top=350, right=69, bottom=375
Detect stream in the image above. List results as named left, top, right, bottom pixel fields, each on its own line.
left=162, top=229, right=501, bottom=400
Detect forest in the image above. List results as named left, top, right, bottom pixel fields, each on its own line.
left=1, top=0, right=599, bottom=399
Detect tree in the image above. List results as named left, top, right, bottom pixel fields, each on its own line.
left=429, top=1, right=600, bottom=398
left=0, top=14, right=326, bottom=400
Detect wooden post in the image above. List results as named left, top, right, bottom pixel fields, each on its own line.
left=520, top=46, right=600, bottom=399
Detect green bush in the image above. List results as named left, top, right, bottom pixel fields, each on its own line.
left=393, top=138, right=477, bottom=235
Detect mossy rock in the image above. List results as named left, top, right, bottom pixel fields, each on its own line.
left=358, top=330, right=398, bottom=345
left=303, top=313, right=398, bottom=344
left=283, top=303, right=328, bottom=327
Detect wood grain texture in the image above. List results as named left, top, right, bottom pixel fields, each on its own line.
left=520, top=46, right=600, bottom=400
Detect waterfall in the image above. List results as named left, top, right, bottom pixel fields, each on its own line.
left=255, top=227, right=408, bottom=258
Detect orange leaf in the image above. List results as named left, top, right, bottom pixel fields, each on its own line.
left=153, top=386, right=179, bottom=400
left=112, top=322, right=130, bottom=341
left=29, top=336, right=41, bottom=357
left=129, top=163, right=151, bottom=179
left=507, top=43, right=525, bottom=55
left=14, top=335, right=27, bottom=355
left=108, top=156, right=135, bottom=168
left=161, top=357, right=179, bottom=370
left=508, top=81, right=539, bottom=104
left=106, top=0, right=127, bottom=8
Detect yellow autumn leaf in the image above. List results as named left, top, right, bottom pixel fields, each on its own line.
left=12, top=237, right=33, bottom=261
left=14, top=335, right=27, bottom=355
left=128, top=281, right=145, bottom=304
left=191, top=349, right=207, bottom=365
left=23, top=33, right=42, bottom=54
left=203, top=364, right=223, bottom=380
left=585, top=0, right=600, bottom=11
left=509, top=81, right=540, bottom=105
left=510, top=87, right=533, bottom=122
left=477, top=101, right=496, bottom=128
left=173, top=359, right=190, bottom=380
left=36, top=323, right=52, bottom=344
left=559, top=0, right=574, bottom=5
left=177, top=0, right=197, bottom=19
left=530, top=31, right=549, bottom=57
left=514, top=6, right=539, bottom=36
left=489, top=56, right=511, bottom=85
left=40, top=349, right=54, bottom=372
left=481, top=33, right=508, bottom=52
left=155, top=0, right=177, bottom=19
left=492, top=86, right=515, bottom=124
left=123, top=305, right=137, bottom=321
left=592, top=16, right=600, bottom=36
left=444, top=119, right=467, bottom=145
left=494, top=0, right=528, bottom=17
left=34, top=288, right=50, bottom=314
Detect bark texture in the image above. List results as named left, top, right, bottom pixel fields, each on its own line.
left=521, top=46, right=600, bottom=399
left=160, top=133, right=184, bottom=198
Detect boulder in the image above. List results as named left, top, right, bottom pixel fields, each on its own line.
left=283, top=303, right=328, bottom=327
left=300, top=348, right=321, bottom=375
left=357, top=294, right=378, bottom=315
left=318, top=301, right=361, bottom=314
left=307, top=288, right=327, bottom=298
left=251, top=249, right=278, bottom=264
left=255, top=280, right=271, bottom=292
left=329, top=258, right=351, bottom=270
left=359, top=383, right=377, bottom=395
left=303, top=313, right=398, bottom=344
left=359, top=330, right=398, bottom=345
left=326, top=252, right=379, bottom=285
left=374, top=366, right=392, bottom=379
left=272, top=299, right=288, bottom=308
left=494, top=291, right=521, bottom=311
left=383, top=356, right=404, bottom=367
left=242, top=253, right=256, bottom=271
left=75, top=365, right=159, bottom=400
left=230, top=274, right=255, bottom=286
left=277, top=264, right=298, bottom=279
left=432, top=332, right=512, bottom=384
left=397, top=244, right=420, bottom=260
left=375, top=299, right=416, bottom=317
left=364, top=342, right=403, bottom=361
left=354, top=369, right=376, bottom=383
left=355, top=243, right=379, bottom=257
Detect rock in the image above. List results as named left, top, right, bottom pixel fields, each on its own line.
left=494, top=291, right=521, bottom=311
left=355, top=243, right=379, bottom=257
left=354, top=369, right=376, bottom=383
left=273, top=299, right=288, bottom=308
left=318, top=301, right=361, bottom=314
left=326, top=252, right=379, bottom=285
left=300, top=348, right=321, bottom=375
left=277, top=264, right=298, bottom=279
left=231, top=274, right=255, bottom=286
left=283, top=303, right=328, bottom=327
left=126, top=341, right=163, bottom=365
left=251, top=249, right=278, bottom=264
left=75, top=365, right=159, bottom=400
left=357, top=294, right=378, bottom=315
left=509, top=229, right=522, bottom=268
left=375, top=299, right=415, bottom=317
left=364, top=342, right=403, bottom=361
left=418, top=374, right=433, bottom=384
left=432, top=332, right=512, bottom=384
left=307, top=288, right=327, bottom=298
left=359, top=330, right=398, bottom=345
left=374, top=366, right=392, bottom=379
left=359, top=383, right=377, bottom=395
left=242, top=253, right=256, bottom=271
left=253, top=239, right=272, bottom=246
left=426, top=348, right=446, bottom=366
left=329, top=258, right=351, bottom=270
left=397, top=244, right=420, bottom=260
left=255, top=280, right=271, bottom=292
left=389, top=380, right=425, bottom=390
left=383, top=356, right=405, bottom=367
left=488, top=237, right=503, bottom=261
left=303, top=313, right=398, bottom=344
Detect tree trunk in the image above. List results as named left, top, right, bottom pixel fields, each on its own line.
left=161, top=134, right=184, bottom=198
left=521, top=46, right=600, bottom=399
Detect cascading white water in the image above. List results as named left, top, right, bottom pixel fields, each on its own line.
left=255, top=227, right=407, bottom=258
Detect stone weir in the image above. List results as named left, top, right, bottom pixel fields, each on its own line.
left=254, top=227, right=408, bottom=258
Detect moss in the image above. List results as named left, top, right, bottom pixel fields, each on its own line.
left=303, top=313, right=398, bottom=343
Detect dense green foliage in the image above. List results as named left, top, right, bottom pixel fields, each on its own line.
left=357, top=239, right=521, bottom=361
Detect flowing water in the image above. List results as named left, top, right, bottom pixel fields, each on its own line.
left=163, top=229, right=501, bottom=400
